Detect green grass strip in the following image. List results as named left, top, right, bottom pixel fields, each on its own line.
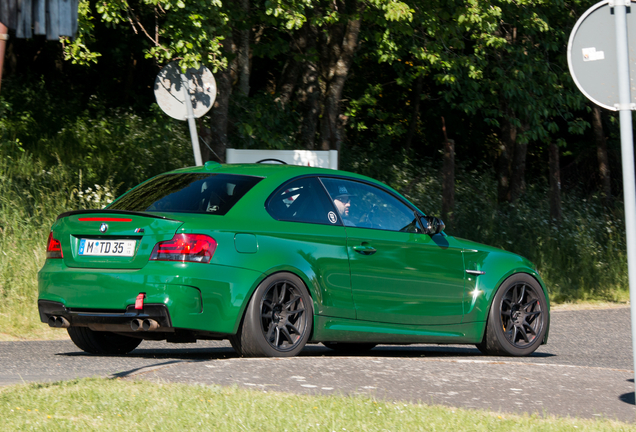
left=0, top=378, right=632, bottom=431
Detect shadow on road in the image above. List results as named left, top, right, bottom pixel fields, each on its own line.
left=110, top=360, right=191, bottom=378
left=56, top=347, right=238, bottom=360
left=54, top=344, right=556, bottom=361
left=619, top=392, right=635, bottom=405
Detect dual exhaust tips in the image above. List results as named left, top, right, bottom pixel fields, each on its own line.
left=131, top=318, right=160, bottom=332
left=48, top=316, right=70, bottom=328
left=47, top=316, right=160, bottom=332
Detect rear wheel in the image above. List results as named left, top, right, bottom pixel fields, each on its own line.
left=231, top=273, right=312, bottom=357
left=322, top=342, right=377, bottom=352
left=67, top=327, right=142, bottom=355
left=477, top=274, right=548, bottom=356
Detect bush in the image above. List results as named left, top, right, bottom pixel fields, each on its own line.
left=0, top=77, right=192, bottom=194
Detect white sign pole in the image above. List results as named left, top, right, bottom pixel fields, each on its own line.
left=181, top=73, right=203, bottom=166
left=613, top=2, right=636, bottom=386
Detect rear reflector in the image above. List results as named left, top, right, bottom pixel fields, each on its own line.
left=46, top=232, right=63, bottom=259
left=150, top=234, right=217, bottom=263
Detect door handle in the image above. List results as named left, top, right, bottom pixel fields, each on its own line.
left=353, top=245, right=377, bottom=255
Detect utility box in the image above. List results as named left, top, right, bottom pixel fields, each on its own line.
left=226, top=149, right=338, bottom=170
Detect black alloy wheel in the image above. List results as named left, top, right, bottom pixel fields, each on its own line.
left=260, top=279, right=309, bottom=352
left=477, top=273, right=549, bottom=356
left=230, top=273, right=313, bottom=357
left=500, top=282, right=543, bottom=348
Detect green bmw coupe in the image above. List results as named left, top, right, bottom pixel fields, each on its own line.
left=38, top=162, right=549, bottom=357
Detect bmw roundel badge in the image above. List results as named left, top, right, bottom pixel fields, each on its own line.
left=99, top=223, right=108, bottom=233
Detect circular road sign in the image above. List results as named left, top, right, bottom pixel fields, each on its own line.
left=568, top=0, right=636, bottom=110
left=154, top=62, right=217, bottom=120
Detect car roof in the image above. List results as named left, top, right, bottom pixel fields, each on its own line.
left=149, top=162, right=423, bottom=215
left=167, top=162, right=381, bottom=184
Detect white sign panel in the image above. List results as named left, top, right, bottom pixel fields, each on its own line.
left=226, top=149, right=339, bottom=170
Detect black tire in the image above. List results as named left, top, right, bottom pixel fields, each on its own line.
left=67, top=327, right=142, bottom=355
left=477, top=273, right=549, bottom=356
left=231, top=273, right=313, bottom=357
left=322, top=342, right=377, bottom=352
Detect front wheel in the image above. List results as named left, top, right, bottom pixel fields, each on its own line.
left=67, top=327, right=142, bottom=355
left=231, top=273, right=313, bottom=357
left=477, top=274, right=549, bottom=356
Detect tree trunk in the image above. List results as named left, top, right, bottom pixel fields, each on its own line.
left=294, top=24, right=321, bottom=149
left=318, top=11, right=361, bottom=152
left=592, top=104, right=611, bottom=204
left=201, top=35, right=237, bottom=163
left=509, top=137, right=527, bottom=203
left=276, top=59, right=300, bottom=108
left=276, top=22, right=311, bottom=108
left=237, top=0, right=250, bottom=96
left=404, top=75, right=423, bottom=153
left=548, top=140, right=562, bottom=222
left=442, top=135, right=455, bottom=224
left=497, top=116, right=516, bottom=203
left=299, top=58, right=321, bottom=149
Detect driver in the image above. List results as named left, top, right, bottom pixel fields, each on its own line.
left=333, top=186, right=355, bottom=226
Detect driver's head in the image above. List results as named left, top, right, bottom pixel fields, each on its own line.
left=334, top=186, right=353, bottom=217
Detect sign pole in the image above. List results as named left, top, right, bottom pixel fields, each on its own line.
left=181, top=73, right=203, bottom=166
left=614, top=2, right=636, bottom=387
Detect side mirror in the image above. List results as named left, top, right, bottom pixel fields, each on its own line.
left=420, top=215, right=445, bottom=236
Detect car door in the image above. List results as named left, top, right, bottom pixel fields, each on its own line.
left=320, top=177, right=466, bottom=325
left=265, top=176, right=355, bottom=319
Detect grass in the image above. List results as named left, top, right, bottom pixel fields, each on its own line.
left=0, top=378, right=633, bottom=431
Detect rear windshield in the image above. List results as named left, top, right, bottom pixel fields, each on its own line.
left=108, top=173, right=262, bottom=215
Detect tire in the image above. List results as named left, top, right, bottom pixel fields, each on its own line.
left=67, top=327, right=142, bottom=355
left=322, top=342, right=377, bottom=352
left=231, top=273, right=313, bottom=357
left=477, top=273, right=549, bottom=356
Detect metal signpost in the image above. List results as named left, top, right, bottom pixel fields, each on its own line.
left=568, top=0, right=636, bottom=390
left=154, top=62, right=217, bottom=166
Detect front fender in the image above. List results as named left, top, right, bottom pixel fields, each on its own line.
left=462, top=249, right=549, bottom=324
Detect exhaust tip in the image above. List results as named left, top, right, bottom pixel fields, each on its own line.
left=131, top=319, right=143, bottom=331
left=142, top=319, right=160, bottom=331
left=48, top=316, right=70, bottom=328
left=55, top=316, right=70, bottom=328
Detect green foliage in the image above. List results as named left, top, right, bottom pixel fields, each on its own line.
left=69, top=0, right=229, bottom=71
left=228, top=92, right=301, bottom=150
left=62, top=0, right=102, bottom=65
left=0, top=149, right=80, bottom=340
left=0, top=78, right=192, bottom=193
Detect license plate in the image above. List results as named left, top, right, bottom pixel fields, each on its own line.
left=78, top=239, right=136, bottom=257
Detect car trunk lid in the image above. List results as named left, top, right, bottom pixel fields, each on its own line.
left=54, top=210, right=184, bottom=269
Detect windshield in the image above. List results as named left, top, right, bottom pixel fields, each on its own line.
left=108, top=173, right=262, bottom=215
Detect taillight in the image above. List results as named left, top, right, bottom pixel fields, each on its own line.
left=46, top=232, right=63, bottom=259
left=150, top=234, right=217, bottom=263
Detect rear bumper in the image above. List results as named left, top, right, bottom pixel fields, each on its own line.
left=38, top=260, right=264, bottom=334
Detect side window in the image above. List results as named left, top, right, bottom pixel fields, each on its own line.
left=267, top=177, right=341, bottom=226
left=320, top=178, right=420, bottom=233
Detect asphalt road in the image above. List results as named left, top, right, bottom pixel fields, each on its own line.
left=0, top=308, right=634, bottom=422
